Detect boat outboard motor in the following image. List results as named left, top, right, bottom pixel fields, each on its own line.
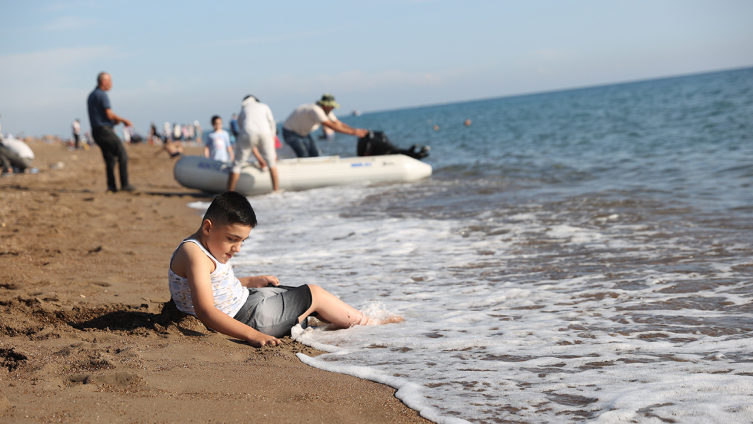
left=357, top=131, right=430, bottom=160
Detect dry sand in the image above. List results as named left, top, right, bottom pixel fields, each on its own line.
left=0, top=141, right=429, bottom=423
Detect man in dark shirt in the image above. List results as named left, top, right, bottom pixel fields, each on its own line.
left=87, top=72, right=135, bottom=192
left=230, top=113, right=239, bottom=139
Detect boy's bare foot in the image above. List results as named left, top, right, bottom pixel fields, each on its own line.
left=380, top=315, right=405, bottom=324
left=359, top=314, right=405, bottom=325
left=379, top=315, right=405, bottom=325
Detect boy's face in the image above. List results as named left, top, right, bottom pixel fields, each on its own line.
left=202, top=220, right=252, bottom=263
left=213, top=119, right=222, bottom=131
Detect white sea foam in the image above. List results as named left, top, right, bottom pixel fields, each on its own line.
left=188, top=183, right=753, bottom=423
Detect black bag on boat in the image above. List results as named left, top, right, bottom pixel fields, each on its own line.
left=357, top=131, right=430, bottom=160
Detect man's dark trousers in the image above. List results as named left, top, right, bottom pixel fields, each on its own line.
left=92, top=126, right=129, bottom=192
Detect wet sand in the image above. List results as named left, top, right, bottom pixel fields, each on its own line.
left=0, top=141, right=428, bottom=423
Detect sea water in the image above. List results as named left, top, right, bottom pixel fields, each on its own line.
left=189, top=67, right=753, bottom=423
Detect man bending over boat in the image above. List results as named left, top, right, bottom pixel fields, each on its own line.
left=282, top=94, right=368, bottom=157
left=228, top=96, right=279, bottom=192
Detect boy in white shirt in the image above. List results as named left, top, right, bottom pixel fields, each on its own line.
left=204, top=116, right=234, bottom=163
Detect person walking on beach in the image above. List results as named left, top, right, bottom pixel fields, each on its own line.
left=228, top=95, right=279, bottom=192
left=72, top=119, right=81, bottom=149
left=87, top=72, right=136, bottom=193
left=282, top=94, right=368, bottom=157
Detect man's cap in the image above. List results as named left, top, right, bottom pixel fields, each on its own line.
left=317, top=94, right=340, bottom=109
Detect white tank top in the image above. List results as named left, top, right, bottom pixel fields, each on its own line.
left=168, top=239, right=249, bottom=317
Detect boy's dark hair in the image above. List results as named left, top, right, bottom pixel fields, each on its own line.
left=203, top=192, right=257, bottom=228
left=211, top=115, right=221, bottom=125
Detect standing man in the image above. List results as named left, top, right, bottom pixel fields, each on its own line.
left=228, top=95, right=279, bottom=192
left=282, top=94, right=368, bottom=157
left=72, top=119, right=81, bottom=149
left=87, top=72, right=135, bottom=193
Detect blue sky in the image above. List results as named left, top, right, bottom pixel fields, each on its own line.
left=1, top=0, right=752, bottom=137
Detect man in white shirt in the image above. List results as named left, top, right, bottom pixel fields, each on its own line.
left=0, top=135, right=34, bottom=174
left=228, top=95, right=280, bottom=192
left=282, top=94, right=368, bottom=157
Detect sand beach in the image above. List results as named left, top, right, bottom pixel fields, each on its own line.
left=0, top=141, right=428, bottom=423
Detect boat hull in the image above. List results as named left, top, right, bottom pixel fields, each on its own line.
left=173, top=155, right=432, bottom=195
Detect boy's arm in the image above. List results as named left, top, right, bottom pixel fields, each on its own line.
left=203, top=145, right=210, bottom=159
left=239, top=275, right=279, bottom=288
left=182, top=245, right=282, bottom=347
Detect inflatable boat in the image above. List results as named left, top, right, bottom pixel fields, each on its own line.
left=173, top=155, right=432, bottom=196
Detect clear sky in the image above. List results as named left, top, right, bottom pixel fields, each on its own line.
left=1, top=0, right=752, bottom=137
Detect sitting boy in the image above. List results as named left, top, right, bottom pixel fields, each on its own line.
left=168, top=191, right=402, bottom=347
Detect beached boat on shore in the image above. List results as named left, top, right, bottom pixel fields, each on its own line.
left=173, top=154, right=432, bottom=195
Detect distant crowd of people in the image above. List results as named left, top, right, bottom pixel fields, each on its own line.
left=153, top=121, right=204, bottom=144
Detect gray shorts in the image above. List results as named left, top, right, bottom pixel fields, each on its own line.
left=232, top=285, right=312, bottom=337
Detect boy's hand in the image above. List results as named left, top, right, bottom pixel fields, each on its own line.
left=249, top=334, right=283, bottom=348
left=256, top=275, right=279, bottom=287
left=240, top=275, right=280, bottom=288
